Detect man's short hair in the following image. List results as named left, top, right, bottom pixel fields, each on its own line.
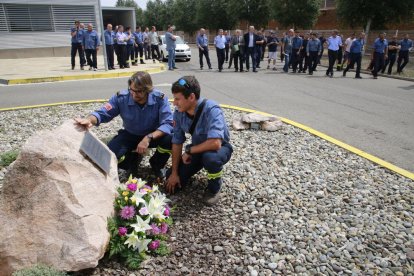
left=171, top=76, right=201, bottom=99
left=128, top=71, right=153, bottom=95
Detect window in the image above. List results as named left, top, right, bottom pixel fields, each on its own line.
left=0, top=3, right=96, bottom=33
left=4, top=4, right=53, bottom=32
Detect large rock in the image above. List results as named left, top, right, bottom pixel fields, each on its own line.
left=0, top=120, right=119, bottom=275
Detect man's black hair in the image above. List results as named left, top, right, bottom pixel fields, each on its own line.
left=171, top=76, right=200, bottom=99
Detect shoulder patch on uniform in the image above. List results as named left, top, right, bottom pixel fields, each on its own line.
left=103, top=103, right=113, bottom=111
left=158, top=92, right=165, bottom=99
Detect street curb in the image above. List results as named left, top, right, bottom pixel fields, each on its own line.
left=0, top=101, right=413, bottom=181
left=0, top=65, right=165, bottom=85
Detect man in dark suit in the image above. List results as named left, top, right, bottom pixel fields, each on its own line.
left=244, top=26, right=259, bottom=72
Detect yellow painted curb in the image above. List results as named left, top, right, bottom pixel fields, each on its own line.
left=0, top=100, right=413, bottom=181
left=2, top=66, right=165, bottom=85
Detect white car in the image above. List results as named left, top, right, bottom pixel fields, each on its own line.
left=159, top=35, right=191, bottom=62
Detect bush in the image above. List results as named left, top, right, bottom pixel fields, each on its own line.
left=12, top=264, right=67, bottom=276
left=0, top=150, right=19, bottom=168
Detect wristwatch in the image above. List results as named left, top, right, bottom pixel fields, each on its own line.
left=146, top=133, right=154, bottom=141
left=185, top=144, right=192, bottom=155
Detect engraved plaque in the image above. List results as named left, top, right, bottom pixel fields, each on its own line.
left=80, top=131, right=112, bottom=174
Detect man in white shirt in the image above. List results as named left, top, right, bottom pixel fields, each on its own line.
left=214, top=29, right=227, bottom=72
left=148, top=26, right=161, bottom=63
left=341, top=32, right=356, bottom=70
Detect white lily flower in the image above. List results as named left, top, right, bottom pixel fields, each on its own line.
left=136, top=238, right=152, bottom=253
left=124, top=232, right=151, bottom=253
left=130, top=215, right=152, bottom=233
left=130, top=190, right=147, bottom=207
left=124, top=232, right=140, bottom=249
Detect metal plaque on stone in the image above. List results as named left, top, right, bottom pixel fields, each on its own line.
left=80, top=131, right=111, bottom=174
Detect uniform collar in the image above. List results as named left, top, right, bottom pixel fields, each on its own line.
left=186, top=97, right=204, bottom=119
left=128, top=89, right=158, bottom=106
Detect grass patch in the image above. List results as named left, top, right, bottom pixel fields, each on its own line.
left=0, top=150, right=19, bottom=169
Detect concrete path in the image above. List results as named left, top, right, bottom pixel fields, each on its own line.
left=0, top=54, right=164, bottom=84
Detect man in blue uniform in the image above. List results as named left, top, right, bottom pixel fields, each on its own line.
left=224, top=30, right=231, bottom=63
left=75, top=71, right=173, bottom=177
left=133, top=26, right=146, bottom=65
left=165, top=25, right=177, bottom=71
left=82, top=24, right=100, bottom=71
left=306, top=32, right=322, bottom=75
left=104, top=24, right=116, bottom=70
left=196, top=28, right=212, bottom=70
left=343, top=32, right=365, bottom=79
left=125, top=26, right=136, bottom=66
left=166, top=76, right=233, bottom=206
left=397, top=34, right=413, bottom=74
left=372, top=32, right=388, bottom=79
left=70, top=20, right=86, bottom=70
left=291, top=31, right=303, bottom=73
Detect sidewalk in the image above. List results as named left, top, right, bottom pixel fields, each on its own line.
left=0, top=55, right=165, bottom=85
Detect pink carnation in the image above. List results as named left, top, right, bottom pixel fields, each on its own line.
left=120, top=206, right=135, bottom=220
left=149, top=240, right=160, bottom=251
left=160, top=222, right=168, bottom=234
left=118, top=227, right=128, bottom=236
left=127, top=183, right=137, bottom=191
left=151, top=223, right=161, bottom=235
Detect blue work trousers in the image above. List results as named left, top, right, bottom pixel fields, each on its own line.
left=167, top=142, right=233, bottom=193
left=108, top=129, right=172, bottom=171
left=283, top=52, right=290, bottom=72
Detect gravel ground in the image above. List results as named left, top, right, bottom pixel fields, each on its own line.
left=0, top=103, right=413, bottom=275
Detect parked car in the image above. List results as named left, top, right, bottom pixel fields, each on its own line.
left=159, top=35, right=191, bottom=62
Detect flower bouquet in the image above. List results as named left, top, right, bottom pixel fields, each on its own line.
left=107, top=175, right=173, bottom=269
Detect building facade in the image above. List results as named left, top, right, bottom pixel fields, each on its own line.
left=0, top=0, right=135, bottom=58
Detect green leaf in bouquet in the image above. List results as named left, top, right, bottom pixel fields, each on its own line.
left=155, top=242, right=170, bottom=256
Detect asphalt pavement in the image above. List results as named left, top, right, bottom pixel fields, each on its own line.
left=0, top=46, right=413, bottom=172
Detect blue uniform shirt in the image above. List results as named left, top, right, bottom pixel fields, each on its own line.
left=91, top=89, right=173, bottom=136
left=350, top=39, right=364, bottom=54
left=172, top=98, right=230, bottom=146
left=214, top=35, right=226, bottom=49
left=292, top=36, right=303, bottom=49
left=134, top=31, right=143, bottom=44
left=373, top=38, right=388, bottom=54
left=104, top=30, right=115, bottom=45
left=306, top=38, right=321, bottom=53
left=399, top=39, right=413, bottom=51
left=197, top=34, right=208, bottom=47
left=82, top=30, right=100, bottom=49
left=126, top=32, right=135, bottom=45
left=225, top=35, right=231, bottom=45
left=71, top=27, right=84, bottom=43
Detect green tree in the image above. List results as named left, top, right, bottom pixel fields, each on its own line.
left=336, top=0, right=414, bottom=36
left=230, top=0, right=271, bottom=29
left=271, top=0, right=322, bottom=29
left=196, top=0, right=238, bottom=31
left=115, top=0, right=145, bottom=27
left=143, top=0, right=175, bottom=30
left=173, top=0, right=199, bottom=34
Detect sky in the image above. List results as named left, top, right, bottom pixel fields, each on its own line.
left=100, top=0, right=148, bottom=9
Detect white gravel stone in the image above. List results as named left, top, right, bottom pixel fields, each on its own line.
left=0, top=104, right=413, bottom=275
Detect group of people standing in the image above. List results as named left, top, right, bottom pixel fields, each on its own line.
left=71, top=20, right=166, bottom=71
left=197, top=26, right=413, bottom=79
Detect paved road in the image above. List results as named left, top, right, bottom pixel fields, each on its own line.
left=0, top=47, right=413, bottom=172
